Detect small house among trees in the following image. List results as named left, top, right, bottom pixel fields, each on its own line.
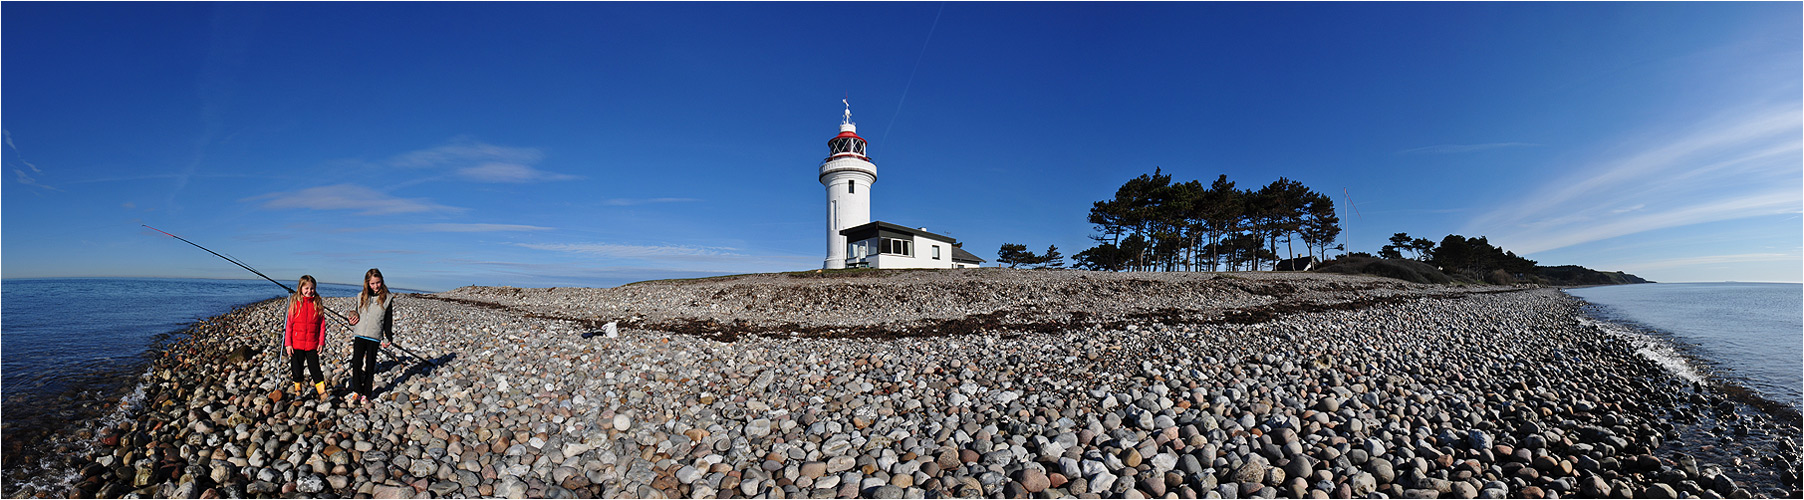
left=1275, top=256, right=1317, bottom=271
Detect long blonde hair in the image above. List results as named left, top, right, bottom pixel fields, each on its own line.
left=289, top=275, right=318, bottom=311
left=357, top=268, right=389, bottom=310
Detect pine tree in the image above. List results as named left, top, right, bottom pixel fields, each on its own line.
left=1038, top=245, right=1064, bottom=269
left=996, top=243, right=1030, bottom=268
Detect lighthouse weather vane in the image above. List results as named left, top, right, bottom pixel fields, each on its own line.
left=843, top=98, right=852, bottom=125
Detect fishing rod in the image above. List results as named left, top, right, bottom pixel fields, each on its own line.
left=144, top=225, right=440, bottom=365
left=145, top=225, right=301, bottom=296
left=387, top=343, right=434, bottom=364
left=145, top=224, right=362, bottom=326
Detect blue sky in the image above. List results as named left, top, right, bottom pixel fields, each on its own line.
left=4, top=2, right=1799, bottom=291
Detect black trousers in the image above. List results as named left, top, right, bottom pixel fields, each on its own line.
left=289, top=348, right=324, bottom=384
left=351, top=338, right=380, bottom=396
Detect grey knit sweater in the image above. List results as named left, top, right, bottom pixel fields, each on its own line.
left=352, top=295, right=393, bottom=342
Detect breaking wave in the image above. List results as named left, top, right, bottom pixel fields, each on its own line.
left=1578, top=315, right=1709, bottom=384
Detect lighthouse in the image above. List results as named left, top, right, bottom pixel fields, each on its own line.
left=820, top=100, right=876, bottom=269
left=817, top=99, right=987, bottom=270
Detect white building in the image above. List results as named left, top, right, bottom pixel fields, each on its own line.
left=840, top=221, right=986, bottom=269
left=818, top=101, right=984, bottom=270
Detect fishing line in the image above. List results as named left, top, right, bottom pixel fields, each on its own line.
left=145, top=224, right=350, bottom=325
left=880, top=2, right=945, bottom=147
left=145, top=225, right=442, bottom=365
left=144, top=225, right=302, bottom=297
left=145, top=225, right=442, bottom=368
left=146, top=225, right=354, bottom=330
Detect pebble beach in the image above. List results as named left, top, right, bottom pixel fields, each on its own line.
left=9, top=269, right=1800, bottom=499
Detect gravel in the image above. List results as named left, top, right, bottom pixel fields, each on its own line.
left=20, top=269, right=1801, bottom=499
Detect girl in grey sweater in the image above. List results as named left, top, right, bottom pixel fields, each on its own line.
left=346, top=268, right=394, bottom=406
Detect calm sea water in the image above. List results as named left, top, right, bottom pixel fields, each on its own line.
left=2, top=278, right=374, bottom=400
left=1566, top=282, right=1803, bottom=412
left=1, top=277, right=421, bottom=491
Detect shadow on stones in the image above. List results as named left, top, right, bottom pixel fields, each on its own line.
left=373, top=352, right=457, bottom=398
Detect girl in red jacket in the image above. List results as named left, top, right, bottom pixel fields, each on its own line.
left=285, top=275, right=329, bottom=400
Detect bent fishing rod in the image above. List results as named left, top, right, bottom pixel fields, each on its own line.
left=144, top=225, right=438, bottom=365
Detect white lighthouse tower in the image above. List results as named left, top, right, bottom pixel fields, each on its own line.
left=820, top=100, right=877, bottom=269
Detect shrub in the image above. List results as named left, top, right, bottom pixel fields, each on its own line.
left=1314, top=255, right=1451, bottom=285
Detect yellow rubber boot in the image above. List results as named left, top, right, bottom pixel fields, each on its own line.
left=315, top=381, right=328, bottom=400
left=293, top=382, right=303, bottom=394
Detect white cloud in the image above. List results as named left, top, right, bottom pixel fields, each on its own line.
left=1398, top=142, right=1538, bottom=155
left=602, top=197, right=701, bottom=206
left=1467, top=106, right=1804, bottom=255
left=335, top=223, right=555, bottom=233
left=510, top=242, right=823, bottom=276
left=389, top=141, right=543, bottom=168
left=386, top=140, right=578, bottom=184
left=457, top=163, right=580, bottom=183
left=1611, top=252, right=1801, bottom=271
left=1498, top=191, right=1800, bottom=254
left=411, top=223, right=554, bottom=232
left=3, top=130, right=42, bottom=174
left=5, top=129, right=57, bottom=191
left=246, top=183, right=463, bottom=215
left=12, top=168, right=60, bottom=191
left=420, top=251, right=823, bottom=288
left=514, top=242, right=741, bottom=258
left=411, top=260, right=751, bottom=289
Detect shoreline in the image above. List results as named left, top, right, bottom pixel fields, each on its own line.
left=1570, top=300, right=1802, bottom=425
left=0, top=277, right=413, bottom=487
left=5, top=270, right=1799, bottom=498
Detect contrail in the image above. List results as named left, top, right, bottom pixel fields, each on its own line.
left=881, top=2, right=945, bottom=146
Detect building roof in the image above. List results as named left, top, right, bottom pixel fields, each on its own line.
left=951, top=245, right=985, bottom=264
left=839, top=220, right=959, bottom=244
left=1275, top=256, right=1316, bottom=271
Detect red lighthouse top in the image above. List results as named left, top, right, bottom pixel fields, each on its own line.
left=827, top=99, right=869, bottom=160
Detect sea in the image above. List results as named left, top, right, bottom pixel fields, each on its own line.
left=1565, top=282, right=1803, bottom=414
left=0, top=277, right=418, bottom=491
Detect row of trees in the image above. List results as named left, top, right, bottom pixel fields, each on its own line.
left=1379, top=233, right=1436, bottom=261
left=1380, top=232, right=1538, bottom=278
left=1352, top=232, right=1647, bottom=285
left=1072, top=169, right=1341, bottom=272
left=981, top=171, right=1544, bottom=280
left=996, top=244, right=1064, bottom=269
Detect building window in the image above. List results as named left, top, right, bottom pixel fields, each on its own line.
left=848, top=180, right=854, bottom=194
left=933, top=245, right=941, bottom=260
left=880, top=238, right=912, bottom=256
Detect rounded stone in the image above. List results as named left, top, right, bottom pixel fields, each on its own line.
left=1018, top=469, right=1050, bottom=493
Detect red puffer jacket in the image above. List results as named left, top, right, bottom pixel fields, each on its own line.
left=286, top=296, right=325, bottom=351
